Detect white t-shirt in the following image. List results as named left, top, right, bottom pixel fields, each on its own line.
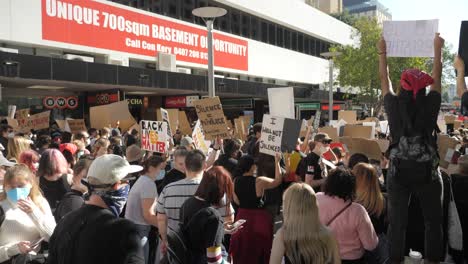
left=125, top=175, right=158, bottom=226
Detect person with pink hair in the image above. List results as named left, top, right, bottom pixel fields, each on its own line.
left=37, top=149, right=72, bottom=214
left=19, top=150, right=40, bottom=175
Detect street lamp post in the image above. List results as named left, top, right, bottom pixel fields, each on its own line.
left=193, top=7, right=227, bottom=98
left=320, top=51, right=341, bottom=123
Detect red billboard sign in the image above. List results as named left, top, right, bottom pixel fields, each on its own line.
left=42, top=0, right=249, bottom=71
left=165, top=96, right=187, bottom=108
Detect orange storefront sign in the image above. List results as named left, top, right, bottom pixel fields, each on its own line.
left=42, top=0, right=249, bottom=71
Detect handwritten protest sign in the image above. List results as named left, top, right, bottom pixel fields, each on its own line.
left=338, top=111, right=357, bottom=124
left=158, top=108, right=173, bottom=138
left=55, top=120, right=71, bottom=132
left=193, top=97, right=229, bottom=140
left=178, top=111, right=192, bottom=135
left=383, top=20, right=439, bottom=57
left=268, top=87, right=295, bottom=119
left=67, top=119, right=87, bottom=133
left=343, top=125, right=373, bottom=139
left=90, top=101, right=136, bottom=131
left=259, top=114, right=301, bottom=156
left=192, top=120, right=211, bottom=155
left=234, top=118, right=247, bottom=140
left=15, top=109, right=29, bottom=120
left=20, top=111, right=51, bottom=131
left=140, top=120, right=168, bottom=153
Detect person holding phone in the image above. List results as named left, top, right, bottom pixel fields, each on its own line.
left=0, top=165, right=56, bottom=262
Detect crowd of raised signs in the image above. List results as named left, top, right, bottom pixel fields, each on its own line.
left=0, top=33, right=468, bottom=264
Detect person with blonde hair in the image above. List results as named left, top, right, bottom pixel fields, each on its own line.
left=270, top=183, right=340, bottom=264
left=0, top=165, right=56, bottom=262
left=7, top=136, right=31, bottom=163
left=92, top=138, right=110, bottom=158
left=353, top=163, right=388, bottom=263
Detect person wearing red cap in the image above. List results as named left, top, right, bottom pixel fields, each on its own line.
left=378, top=33, right=445, bottom=264
left=454, top=56, right=468, bottom=116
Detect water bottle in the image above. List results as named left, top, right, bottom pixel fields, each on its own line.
left=408, top=249, right=423, bottom=264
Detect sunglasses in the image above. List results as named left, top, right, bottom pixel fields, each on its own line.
left=319, top=140, right=332, bottom=145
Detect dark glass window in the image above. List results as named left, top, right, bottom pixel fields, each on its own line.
left=241, top=14, right=250, bottom=37
left=284, top=30, right=291, bottom=49
left=304, top=36, right=310, bottom=54
left=298, top=34, right=304, bottom=53
left=268, top=23, right=275, bottom=45
left=231, top=10, right=240, bottom=35
left=250, top=16, right=259, bottom=41
left=276, top=26, right=284, bottom=48
left=291, top=31, right=297, bottom=51
left=261, top=20, right=268, bottom=43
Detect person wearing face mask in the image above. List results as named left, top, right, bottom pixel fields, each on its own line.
left=296, top=133, right=333, bottom=192
left=47, top=154, right=145, bottom=264
left=125, top=155, right=166, bottom=264
left=159, top=147, right=188, bottom=193
left=0, top=165, right=56, bottom=263
left=0, top=125, right=14, bottom=157
left=54, top=157, right=93, bottom=222
left=230, top=154, right=284, bottom=264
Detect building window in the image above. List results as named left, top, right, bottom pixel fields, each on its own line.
left=241, top=14, right=250, bottom=37
left=268, top=23, right=276, bottom=45
left=284, top=30, right=291, bottom=49
left=298, top=33, right=304, bottom=53
left=277, top=26, right=284, bottom=48
left=231, top=10, right=240, bottom=35
left=250, top=16, right=259, bottom=41
left=261, top=20, right=268, bottom=43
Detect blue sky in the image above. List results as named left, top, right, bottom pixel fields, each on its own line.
left=379, top=0, right=467, bottom=53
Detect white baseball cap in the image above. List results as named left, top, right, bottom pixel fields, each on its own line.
left=87, top=154, right=143, bottom=186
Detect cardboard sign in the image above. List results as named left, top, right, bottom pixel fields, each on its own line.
left=343, top=125, right=373, bottom=139
left=178, top=111, right=192, bottom=135
left=193, top=97, right=229, bottom=140
left=6, top=118, right=18, bottom=131
left=192, top=120, right=211, bottom=155
left=438, top=135, right=460, bottom=169
left=268, top=87, right=295, bottom=119
left=140, top=120, right=168, bottom=153
left=445, top=115, right=456, bottom=124
left=259, top=114, right=301, bottom=156
left=15, top=109, right=29, bottom=120
left=55, top=119, right=71, bottom=132
left=454, top=120, right=463, bottom=130
left=67, top=119, right=87, bottom=133
left=362, top=122, right=376, bottom=139
left=383, top=20, right=439, bottom=57
left=158, top=108, right=173, bottom=138
left=234, top=118, right=247, bottom=141
left=379, top=120, right=389, bottom=135
left=340, top=137, right=384, bottom=160
left=90, top=100, right=136, bottom=131
left=167, top=109, right=179, bottom=135
left=22, top=111, right=50, bottom=131
left=338, top=111, right=357, bottom=124
left=318, top=126, right=339, bottom=142
left=7, top=105, right=16, bottom=119
left=458, top=21, right=468, bottom=76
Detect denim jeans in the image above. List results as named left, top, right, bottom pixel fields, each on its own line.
left=387, top=167, right=443, bottom=262
left=135, top=224, right=152, bottom=264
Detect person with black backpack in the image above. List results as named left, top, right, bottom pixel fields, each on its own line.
left=378, top=33, right=445, bottom=264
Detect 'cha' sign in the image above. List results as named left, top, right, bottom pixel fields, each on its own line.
left=140, top=120, right=168, bottom=153
left=259, top=114, right=301, bottom=156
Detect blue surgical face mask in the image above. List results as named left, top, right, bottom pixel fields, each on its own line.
left=6, top=187, right=31, bottom=203
left=156, top=170, right=166, bottom=181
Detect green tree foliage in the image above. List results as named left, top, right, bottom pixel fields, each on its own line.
left=330, top=17, right=430, bottom=112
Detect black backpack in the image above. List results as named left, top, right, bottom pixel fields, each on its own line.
left=164, top=207, right=216, bottom=264
left=389, top=95, right=440, bottom=185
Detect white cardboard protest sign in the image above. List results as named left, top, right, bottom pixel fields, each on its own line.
left=259, top=114, right=301, bottom=156
left=267, top=87, right=295, bottom=119
left=192, top=120, right=211, bottom=155
left=383, top=20, right=439, bottom=57
left=140, top=120, right=168, bottom=153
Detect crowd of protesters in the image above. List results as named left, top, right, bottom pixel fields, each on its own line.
left=0, top=33, right=467, bottom=264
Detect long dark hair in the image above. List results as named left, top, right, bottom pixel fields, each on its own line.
left=398, top=88, right=427, bottom=135
left=234, top=155, right=255, bottom=178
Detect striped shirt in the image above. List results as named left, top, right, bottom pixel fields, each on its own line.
left=156, top=178, right=233, bottom=232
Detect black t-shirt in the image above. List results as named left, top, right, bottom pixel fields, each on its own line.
left=39, top=175, right=71, bottom=212
left=160, top=169, right=185, bottom=191
left=296, top=152, right=323, bottom=192
left=180, top=197, right=224, bottom=264
left=48, top=204, right=144, bottom=264
left=214, top=154, right=238, bottom=177
left=234, top=176, right=263, bottom=209
left=55, top=190, right=85, bottom=222
left=461, top=92, right=468, bottom=116
left=384, top=91, right=441, bottom=144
